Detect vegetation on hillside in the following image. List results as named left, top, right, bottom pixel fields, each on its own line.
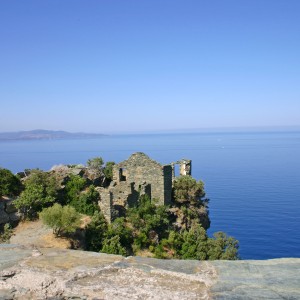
left=0, top=157, right=239, bottom=260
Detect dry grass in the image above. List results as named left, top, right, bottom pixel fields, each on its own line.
left=40, top=232, right=71, bottom=249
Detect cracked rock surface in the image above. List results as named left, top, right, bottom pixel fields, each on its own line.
left=0, top=244, right=299, bottom=299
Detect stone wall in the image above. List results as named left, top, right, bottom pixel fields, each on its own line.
left=112, top=152, right=172, bottom=206
left=98, top=152, right=190, bottom=223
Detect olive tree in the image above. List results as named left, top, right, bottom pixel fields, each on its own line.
left=39, top=203, right=81, bottom=236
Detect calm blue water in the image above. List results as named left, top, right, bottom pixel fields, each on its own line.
left=1, top=131, right=300, bottom=259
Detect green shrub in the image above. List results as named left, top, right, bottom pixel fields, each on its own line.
left=0, top=224, right=13, bottom=243
left=101, top=235, right=126, bottom=256
left=207, top=232, right=239, bottom=260
left=64, top=175, right=86, bottom=204
left=0, top=168, right=22, bottom=198
left=126, top=195, right=171, bottom=254
left=39, top=203, right=81, bottom=236
left=14, top=170, right=59, bottom=220
left=69, top=185, right=99, bottom=215
left=85, top=211, right=108, bottom=251
left=173, top=175, right=206, bottom=205
left=103, top=161, right=115, bottom=181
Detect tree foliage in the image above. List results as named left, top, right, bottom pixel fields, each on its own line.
left=0, top=168, right=22, bottom=198
left=105, top=217, right=133, bottom=254
left=39, top=203, right=81, bottom=236
left=127, top=195, right=170, bottom=253
left=181, top=224, right=209, bottom=260
left=86, top=157, right=104, bottom=173
left=85, top=211, right=108, bottom=251
left=83, top=192, right=239, bottom=260
left=207, top=232, right=239, bottom=260
left=172, top=175, right=210, bottom=230
left=101, top=235, right=127, bottom=256
left=64, top=175, right=86, bottom=204
left=154, top=230, right=183, bottom=259
left=103, top=161, right=115, bottom=181
left=14, top=170, right=59, bottom=219
left=70, top=185, right=100, bottom=215
left=173, top=175, right=206, bottom=205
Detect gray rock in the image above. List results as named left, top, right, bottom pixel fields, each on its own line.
left=5, top=201, right=17, bottom=214
left=0, top=200, right=19, bottom=225
left=0, top=245, right=299, bottom=299
left=210, top=259, right=300, bottom=299
left=0, top=209, right=9, bottom=225
left=0, top=288, right=15, bottom=300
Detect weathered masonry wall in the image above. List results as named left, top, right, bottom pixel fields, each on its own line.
left=98, top=152, right=190, bottom=223
left=171, top=159, right=192, bottom=179
left=112, top=152, right=172, bottom=206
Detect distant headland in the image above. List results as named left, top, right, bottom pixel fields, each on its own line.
left=0, top=130, right=106, bottom=141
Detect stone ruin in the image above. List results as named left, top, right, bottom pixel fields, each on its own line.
left=97, top=152, right=192, bottom=223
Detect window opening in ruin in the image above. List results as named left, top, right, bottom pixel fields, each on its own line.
left=174, top=165, right=180, bottom=177
left=119, top=168, right=126, bottom=181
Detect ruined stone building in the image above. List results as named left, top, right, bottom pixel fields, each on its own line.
left=97, top=152, right=191, bottom=223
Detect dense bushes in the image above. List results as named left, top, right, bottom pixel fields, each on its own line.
left=84, top=194, right=239, bottom=260
left=64, top=175, right=99, bottom=215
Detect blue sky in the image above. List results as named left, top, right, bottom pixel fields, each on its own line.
left=1, top=0, right=299, bottom=133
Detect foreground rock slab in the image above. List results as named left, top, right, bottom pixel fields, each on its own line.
left=210, top=259, right=300, bottom=299
left=0, top=244, right=299, bottom=300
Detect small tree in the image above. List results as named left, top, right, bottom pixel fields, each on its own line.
left=64, top=175, right=86, bottom=204
left=39, top=203, right=81, bottom=236
left=173, top=175, right=206, bottom=205
left=87, top=157, right=104, bottom=174
left=154, top=230, right=183, bottom=259
left=14, top=170, right=59, bottom=219
left=70, top=185, right=100, bottom=215
left=0, top=168, right=22, bottom=198
left=181, top=224, right=209, bottom=260
left=127, top=195, right=170, bottom=253
left=15, top=185, right=50, bottom=219
left=207, top=232, right=239, bottom=260
left=103, top=161, right=115, bottom=181
left=85, top=211, right=108, bottom=251
left=172, top=175, right=210, bottom=230
left=105, top=217, right=133, bottom=253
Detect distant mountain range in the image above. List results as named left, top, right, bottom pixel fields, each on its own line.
left=0, top=130, right=106, bottom=141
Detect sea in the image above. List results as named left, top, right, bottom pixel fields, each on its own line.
left=1, top=130, right=299, bottom=260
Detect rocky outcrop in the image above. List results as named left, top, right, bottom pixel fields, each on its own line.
left=0, top=244, right=299, bottom=300
left=0, top=199, right=20, bottom=225
left=50, top=164, right=104, bottom=187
